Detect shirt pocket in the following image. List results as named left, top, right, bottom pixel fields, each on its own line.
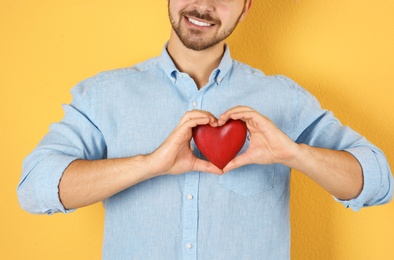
left=218, top=164, right=275, bottom=197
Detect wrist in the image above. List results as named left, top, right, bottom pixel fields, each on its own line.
left=126, top=154, right=162, bottom=181
left=141, top=152, right=171, bottom=178
left=279, top=143, right=306, bottom=169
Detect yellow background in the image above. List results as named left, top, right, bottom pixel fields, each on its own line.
left=1, top=0, right=393, bottom=259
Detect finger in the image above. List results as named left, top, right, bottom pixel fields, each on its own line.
left=178, top=116, right=216, bottom=131
left=218, top=106, right=254, bottom=125
left=166, top=116, right=220, bottom=148
left=179, top=110, right=218, bottom=127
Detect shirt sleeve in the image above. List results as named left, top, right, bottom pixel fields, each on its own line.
left=337, top=146, right=393, bottom=211
left=280, top=76, right=393, bottom=211
left=17, top=78, right=107, bottom=215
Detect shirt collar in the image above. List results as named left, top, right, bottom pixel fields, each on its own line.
left=158, top=42, right=233, bottom=85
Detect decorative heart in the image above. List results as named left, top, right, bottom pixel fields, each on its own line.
left=192, top=120, right=248, bottom=169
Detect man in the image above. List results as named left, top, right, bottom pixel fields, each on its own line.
left=18, top=0, right=392, bottom=259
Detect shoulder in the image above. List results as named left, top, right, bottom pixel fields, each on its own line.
left=71, top=57, right=160, bottom=96
left=231, top=60, right=305, bottom=92
left=84, top=57, right=158, bottom=85
left=230, top=60, right=322, bottom=110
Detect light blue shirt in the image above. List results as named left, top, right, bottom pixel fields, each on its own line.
left=18, top=45, right=393, bottom=259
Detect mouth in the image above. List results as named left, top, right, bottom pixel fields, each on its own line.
left=186, top=16, right=214, bottom=27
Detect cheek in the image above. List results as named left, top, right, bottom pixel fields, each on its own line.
left=224, top=5, right=246, bottom=25
left=216, top=0, right=233, bottom=4
left=169, top=0, right=192, bottom=16
left=217, top=9, right=236, bottom=26
left=170, top=0, right=193, bottom=9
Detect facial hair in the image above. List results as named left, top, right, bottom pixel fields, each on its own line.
left=168, top=5, right=245, bottom=51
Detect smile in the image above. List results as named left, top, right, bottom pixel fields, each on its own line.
left=187, top=17, right=213, bottom=27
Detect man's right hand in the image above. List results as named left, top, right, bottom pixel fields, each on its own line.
left=147, top=110, right=223, bottom=176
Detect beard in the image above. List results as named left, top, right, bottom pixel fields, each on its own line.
left=168, top=8, right=243, bottom=51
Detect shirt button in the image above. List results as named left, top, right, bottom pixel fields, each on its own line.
left=186, top=194, right=194, bottom=200
left=192, top=101, right=197, bottom=107
left=186, top=243, right=192, bottom=249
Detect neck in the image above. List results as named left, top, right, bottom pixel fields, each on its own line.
left=167, top=31, right=225, bottom=89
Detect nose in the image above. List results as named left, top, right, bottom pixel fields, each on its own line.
left=193, top=0, right=215, bottom=13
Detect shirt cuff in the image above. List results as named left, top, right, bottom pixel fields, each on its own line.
left=35, top=154, right=78, bottom=215
left=334, top=146, right=384, bottom=211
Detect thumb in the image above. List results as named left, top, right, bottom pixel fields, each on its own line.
left=193, top=158, right=224, bottom=175
left=222, top=154, right=250, bottom=173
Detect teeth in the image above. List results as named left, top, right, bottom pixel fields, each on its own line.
left=188, top=17, right=212, bottom=27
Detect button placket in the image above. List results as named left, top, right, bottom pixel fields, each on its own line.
left=189, top=90, right=204, bottom=111
left=182, top=172, right=200, bottom=259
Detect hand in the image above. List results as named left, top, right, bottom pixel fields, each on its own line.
left=148, top=110, right=223, bottom=175
left=218, top=106, right=299, bottom=172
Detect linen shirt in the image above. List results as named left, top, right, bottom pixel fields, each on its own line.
left=18, top=45, right=393, bottom=259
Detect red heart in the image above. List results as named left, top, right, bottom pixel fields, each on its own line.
left=192, top=120, right=248, bottom=169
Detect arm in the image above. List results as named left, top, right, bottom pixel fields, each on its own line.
left=59, top=156, right=155, bottom=210
left=59, top=110, right=222, bottom=209
left=219, top=106, right=364, bottom=200
left=285, top=145, right=362, bottom=200
left=19, top=110, right=222, bottom=213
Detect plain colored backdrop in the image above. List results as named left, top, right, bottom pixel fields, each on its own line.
left=1, top=0, right=393, bottom=259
